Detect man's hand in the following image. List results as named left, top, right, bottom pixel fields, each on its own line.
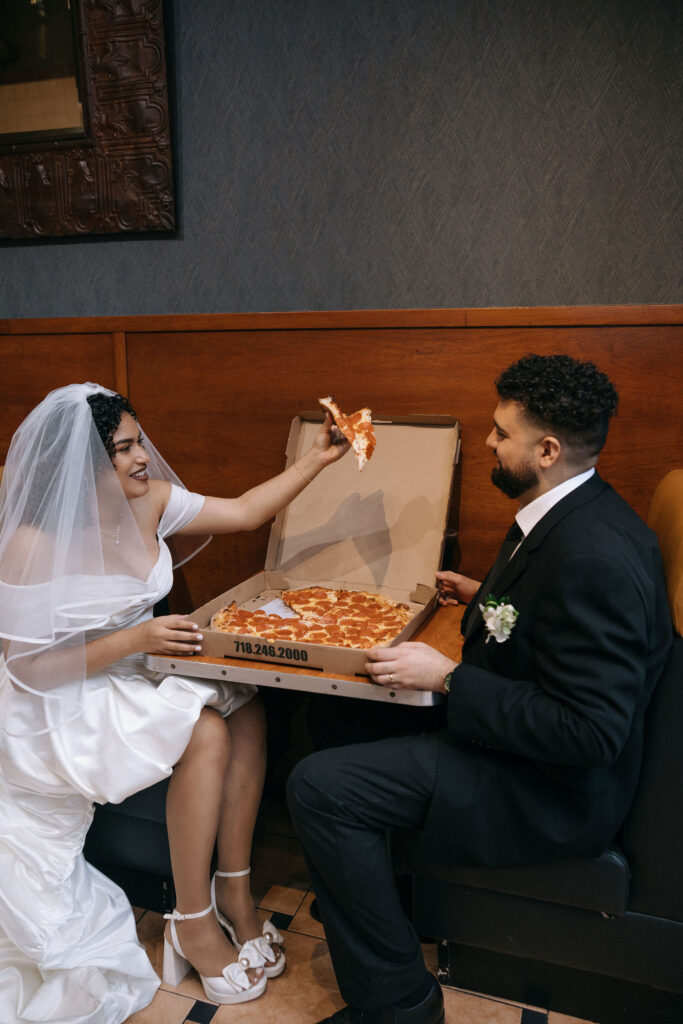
left=365, top=641, right=457, bottom=693
left=135, top=615, right=203, bottom=655
left=435, top=571, right=481, bottom=606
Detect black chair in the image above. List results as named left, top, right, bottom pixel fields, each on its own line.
left=84, top=594, right=177, bottom=913
left=408, top=470, right=683, bottom=1024
left=84, top=776, right=175, bottom=914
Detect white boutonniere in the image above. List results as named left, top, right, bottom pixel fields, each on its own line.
left=479, top=595, right=519, bottom=644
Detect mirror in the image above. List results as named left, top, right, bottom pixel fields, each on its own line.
left=0, top=0, right=175, bottom=240
left=0, top=0, right=85, bottom=142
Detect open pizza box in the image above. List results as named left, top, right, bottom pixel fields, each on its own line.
left=192, top=411, right=461, bottom=676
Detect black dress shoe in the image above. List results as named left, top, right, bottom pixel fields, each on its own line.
left=316, top=976, right=444, bottom=1024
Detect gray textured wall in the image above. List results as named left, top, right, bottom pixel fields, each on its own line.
left=1, top=0, right=680, bottom=318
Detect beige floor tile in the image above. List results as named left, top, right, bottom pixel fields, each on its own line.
left=443, top=987, right=522, bottom=1023
left=259, top=883, right=308, bottom=915
left=132, top=908, right=528, bottom=1024
left=161, top=968, right=208, bottom=1003
left=127, top=791, right=542, bottom=1024
left=289, top=891, right=326, bottom=940
left=124, top=987, right=194, bottom=1023
left=206, top=931, right=344, bottom=1023
left=136, top=911, right=165, bottom=980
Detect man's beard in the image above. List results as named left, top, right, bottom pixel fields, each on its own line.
left=491, top=461, right=539, bottom=499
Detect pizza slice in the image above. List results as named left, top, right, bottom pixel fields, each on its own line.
left=281, top=585, right=339, bottom=619
left=319, top=395, right=376, bottom=471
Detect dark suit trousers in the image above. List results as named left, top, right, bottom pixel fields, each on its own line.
left=286, top=731, right=440, bottom=1010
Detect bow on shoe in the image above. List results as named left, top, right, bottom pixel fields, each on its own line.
left=257, top=918, right=284, bottom=964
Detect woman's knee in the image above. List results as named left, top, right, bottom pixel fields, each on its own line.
left=185, top=707, right=230, bottom=766
left=228, top=694, right=266, bottom=748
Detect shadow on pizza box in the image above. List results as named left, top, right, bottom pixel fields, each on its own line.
left=191, top=411, right=461, bottom=677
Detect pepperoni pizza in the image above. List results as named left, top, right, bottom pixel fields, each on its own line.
left=211, top=587, right=412, bottom=650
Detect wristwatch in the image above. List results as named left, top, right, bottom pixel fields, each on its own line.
left=443, top=668, right=456, bottom=694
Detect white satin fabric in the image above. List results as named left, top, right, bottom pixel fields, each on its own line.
left=0, top=486, right=256, bottom=1023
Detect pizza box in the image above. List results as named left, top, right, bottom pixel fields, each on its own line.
left=190, top=411, right=461, bottom=677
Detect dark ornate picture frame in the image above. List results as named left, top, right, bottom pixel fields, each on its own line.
left=0, top=0, right=175, bottom=240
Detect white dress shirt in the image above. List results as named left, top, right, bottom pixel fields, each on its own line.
left=512, top=467, right=595, bottom=554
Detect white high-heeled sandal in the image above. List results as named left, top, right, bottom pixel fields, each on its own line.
left=211, top=867, right=286, bottom=978
left=162, top=904, right=267, bottom=1004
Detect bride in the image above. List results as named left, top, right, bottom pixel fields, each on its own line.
left=0, top=383, right=348, bottom=1023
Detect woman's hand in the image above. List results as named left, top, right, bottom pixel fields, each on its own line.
left=435, top=571, right=481, bottom=606
left=365, top=641, right=456, bottom=693
left=85, top=614, right=203, bottom=675
left=306, top=412, right=351, bottom=469
left=135, top=615, right=203, bottom=656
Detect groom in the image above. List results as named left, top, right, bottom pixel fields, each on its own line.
left=287, top=354, right=673, bottom=1024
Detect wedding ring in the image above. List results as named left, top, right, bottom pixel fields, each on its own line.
left=389, top=673, right=394, bottom=684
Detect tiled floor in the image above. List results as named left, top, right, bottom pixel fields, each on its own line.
left=123, top=789, right=598, bottom=1024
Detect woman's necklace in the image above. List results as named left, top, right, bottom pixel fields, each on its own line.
left=101, top=517, right=122, bottom=545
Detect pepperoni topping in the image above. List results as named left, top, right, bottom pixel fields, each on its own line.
left=210, top=588, right=412, bottom=650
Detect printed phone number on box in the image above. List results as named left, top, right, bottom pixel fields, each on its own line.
left=234, top=639, right=309, bottom=662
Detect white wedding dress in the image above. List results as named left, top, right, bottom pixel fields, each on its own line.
left=0, top=486, right=257, bottom=1024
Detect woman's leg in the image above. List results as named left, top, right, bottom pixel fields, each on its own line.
left=211, top=697, right=283, bottom=962
left=165, top=707, right=262, bottom=981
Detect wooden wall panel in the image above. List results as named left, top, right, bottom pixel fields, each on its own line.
left=124, top=317, right=683, bottom=608
left=0, top=333, right=119, bottom=459
left=2, top=309, right=680, bottom=610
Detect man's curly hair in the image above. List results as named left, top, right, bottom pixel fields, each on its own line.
left=86, top=392, right=138, bottom=460
left=495, top=354, right=618, bottom=460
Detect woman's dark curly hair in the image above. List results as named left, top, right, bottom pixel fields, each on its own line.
left=86, top=392, right=138, bottom=460
left=496, top=354, right=618, bottom=459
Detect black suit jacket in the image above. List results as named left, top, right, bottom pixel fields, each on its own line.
left=419, top=473, right=672, bottom=870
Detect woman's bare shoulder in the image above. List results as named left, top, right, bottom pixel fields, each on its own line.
left=147, top=478, right=173, bottom=519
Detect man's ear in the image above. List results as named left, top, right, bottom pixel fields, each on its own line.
left=538, top=435, right=561, bottom=467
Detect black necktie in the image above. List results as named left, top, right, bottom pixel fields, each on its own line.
left=479, top=521, right=524, bottom=600
left=464, top=522, right=523, bottom=640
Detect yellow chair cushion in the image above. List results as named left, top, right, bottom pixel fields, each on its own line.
left=647, top=469, right=683, bottom=635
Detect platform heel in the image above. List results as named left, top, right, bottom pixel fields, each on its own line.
left=162, top=931, right=192, bottom=987
left=162, top=904, right=267, bottom=1004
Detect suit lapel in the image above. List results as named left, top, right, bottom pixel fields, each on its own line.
left=462, top=473, right=608, bottom=643
left=520, top=471, right=608, bottom=555
left=463, top=545, right=528, bottom=638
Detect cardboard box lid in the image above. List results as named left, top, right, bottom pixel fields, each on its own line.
left=265, top=412, right=460, bottom=593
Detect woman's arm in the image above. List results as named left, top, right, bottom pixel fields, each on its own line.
left=3, top=615, right=205, bottom=689
left=83, top=615, right=204, bottom=674
left=177, top=414, right=349, bottom=535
